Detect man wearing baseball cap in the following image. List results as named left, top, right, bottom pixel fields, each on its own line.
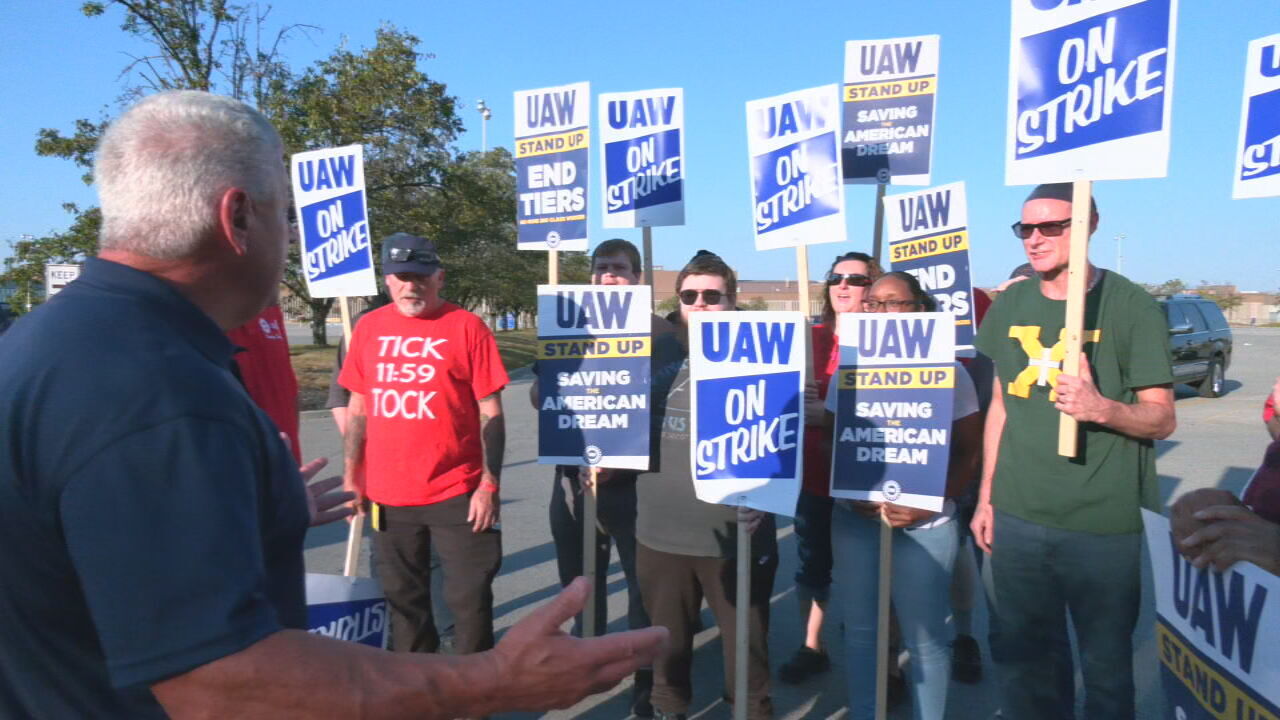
left=341, top=232, right=508, bottom=658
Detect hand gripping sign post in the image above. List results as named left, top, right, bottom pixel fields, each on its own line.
left=290, top=145, right=377, bottom=578
left=536, top=285, right=651, bottom=636
left=1005, top=0, right=1178, bottom=457
left=689, top=312, right=805, bottom=720
left=883, top=182, right=977, bottom=355
left=747, top=85, right=846, bottom=322
left=515, top=82, right=591, bottom=286
left=1233, top=35, right=1280, bottom=200
left=600, top=88, right=685, bottom=303
left=830, top=312, right=956, bottom=720
left=843, top=35, right=940, bottom=261
left=1141, top=511, right=1280, bottom=720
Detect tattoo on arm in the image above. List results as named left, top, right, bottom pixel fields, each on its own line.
left=479, top=395, right=506, bottom=483
left=343, top=400, right=367, bottom=476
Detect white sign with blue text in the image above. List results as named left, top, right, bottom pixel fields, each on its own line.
left=536, top=285, right=652, bottom=469
left=1005, top=0, right=1179, bottom=185
left=1233, top=35, right=1280, bottom=200
left=306, top=573, right=388, bottom=649
left=290, top=145, right=376, bottom=299
left=1141, top=511, right=1279, bottom=720
left=599, top=88, right=685, bottom=228
left=747, top=86, right=846, bottom=251
left=688, top=312, right=805, bottom=517
left=515, top=82, right=591, bottom=252
left=830, top=312, right=956, bottom=511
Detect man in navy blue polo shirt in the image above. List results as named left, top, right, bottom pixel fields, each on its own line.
left=0, top=90, right=665, bottom=718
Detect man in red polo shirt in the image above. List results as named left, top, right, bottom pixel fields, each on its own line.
left=340, top=233, right=508, bottom=656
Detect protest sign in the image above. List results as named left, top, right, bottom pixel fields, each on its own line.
left=1233, top=34, right=1280, bottom=200
left=306, top=573, right=388, bottom=649
left=290, top=145, right=376, bottom=299
left=842, top=35, right=940, bottom=186
left=515, top=82, right=590, bottom=252
left=883, top=182, right=976, bottom=354
left=1005, top=0, right=1179, bottom=185
left=830, top=312, right=956, bottom=511
left=1141, top=510, right=1280, bottom=720
left=746, top=86, right=846, bottom=252
left=600, top=88, right=685, bottom=228
left=536, top=285, right=651, bottom=469
left=43, top=263, right=80, bottom=297
left=688, top=312, right=805, bottom=517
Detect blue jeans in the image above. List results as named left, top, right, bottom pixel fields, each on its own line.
left=793, top=492, right=834, bottom=600
left=832, top=504, right=958, bottom=720
left=990, top=509, right=1141, bottom=720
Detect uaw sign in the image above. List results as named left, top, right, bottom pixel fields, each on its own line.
left=747, top=86, right=846, bottom=251
left=44, top=263, right=81, bottom=297
left=306, top=574, right=388, bottom=649
left=536, top=285, right=651, bottom=469
left=515, top=82, right=590, bottom=251
left=688, top=312, right=806, bottom=517
left=600, top=88, right=685, bottom=228
left=883, top=182, right=976, bottom=354
left=842, top=35, right=940, bottom=186
left=830, top=313, right=956, bottom=510
left=291, top=145, right=376, bottom=298
left=1142, top=511, right=1280, bottom=720
left=1005, top=0, right=1179, bottom=185
left=1233, top=34, right=1280, bottom=200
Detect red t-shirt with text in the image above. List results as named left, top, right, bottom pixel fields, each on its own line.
left=340, top=303, right=509, bottom=506
left=228, top=305, right=301, bottom=462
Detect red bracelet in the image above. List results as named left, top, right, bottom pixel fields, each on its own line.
left=480, top=480, right=500, bottom=493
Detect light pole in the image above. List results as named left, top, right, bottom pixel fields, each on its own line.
left=476, top=99, right=492, bottom=152
left=1114, top=233, right=1126, bottom=276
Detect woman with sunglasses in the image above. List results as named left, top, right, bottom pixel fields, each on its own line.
left=777, top=251, right=882, bottom=685
left=829, top=271, right=982, bottom=720
left=635, top=251, right=777, bottom=720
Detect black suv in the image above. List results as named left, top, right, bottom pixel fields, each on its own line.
left=1160, top=295, right=1232, bottom=397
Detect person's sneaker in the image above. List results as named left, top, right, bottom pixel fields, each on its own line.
left=951, top=633, right=983, bottom=684
left=777, top=646, right=830, bottom=684
left=631, top=668, right=654, bottom=718
left=652, top=709, right=686, bottom=720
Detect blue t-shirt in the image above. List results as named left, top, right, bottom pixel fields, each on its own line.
left=0, top=258, right=310, bottom=717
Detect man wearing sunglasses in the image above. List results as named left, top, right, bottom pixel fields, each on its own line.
left=340, top=232, right=509, bottom=663
left=972, top=183, right=1175, bottom=720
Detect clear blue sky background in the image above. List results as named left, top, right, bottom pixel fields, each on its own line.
left=1, top=1, right=1275, bottom=290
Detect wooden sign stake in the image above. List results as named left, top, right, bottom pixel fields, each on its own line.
left=734, top=498, right=750, bottom=720
left=874, top=514, right=894, bottom=720
left=338, top=296, right=363, bottom=578
left=1057, top=179, right=1093, bottom=457
left=582, top=466, right=600, bottom=637
left=871, top=181, right=888, bottom=264
left=643, top=225, right=655, bottom=311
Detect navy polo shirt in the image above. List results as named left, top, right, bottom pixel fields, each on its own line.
left=0, top=258, right=310, bottom=717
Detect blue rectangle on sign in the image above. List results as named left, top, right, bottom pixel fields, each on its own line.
left=1014, top=0, right=1170, bottom=160
left=832, top=377, right=952, bottom=499
left=752, top=134, right=842, bottom=235
left=307, top=598, right=387, bottom=648
left=517, top=146, right=589, bottom=248
left=537, top=355, right=651, bottom=464
left=1241, top=86, right=1280, bottom=182
left=893, top=253, right=975, bottom=349
left=301, top=191, right=372, bottom=283
left=842, top=93, right=934, bottom=181
left=604, top=129, right=683, bottom=214
left=694, top=371, right=801, bottom=481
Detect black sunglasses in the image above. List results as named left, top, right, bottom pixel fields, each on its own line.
left=387, top=247, right=440, bottom=264
left=826, top=272, right=872, bottom=287
left=1011, top=219, right=1072, bottom=239
left=679, top=289, right=725, bottom=305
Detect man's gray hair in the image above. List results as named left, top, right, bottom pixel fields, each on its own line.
left=95, top=90, right=283, bottom=259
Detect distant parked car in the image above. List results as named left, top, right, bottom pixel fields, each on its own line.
left=1160, top=294, right=1232, bottom=398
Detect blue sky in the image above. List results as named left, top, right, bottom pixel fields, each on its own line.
left=1, top=1, right=1276, bottom=290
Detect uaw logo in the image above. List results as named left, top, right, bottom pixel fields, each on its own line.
left=882, top=480, right=902, bottom=502
left=582, top=445, right=603, bottom=465
left=546, top=231, right=562, bottom=249
left=1007, top=326, right=1101, bottom=401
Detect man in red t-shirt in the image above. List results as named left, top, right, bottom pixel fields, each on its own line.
left=340, top=233, right=508, bottom=656
left=227, top=304, right=301, bottom=461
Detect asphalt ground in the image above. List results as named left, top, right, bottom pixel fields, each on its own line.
left=298, top=328, right=1279, bottom=720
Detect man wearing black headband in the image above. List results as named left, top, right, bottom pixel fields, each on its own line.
left=971, top=183, right=1175, bottom=719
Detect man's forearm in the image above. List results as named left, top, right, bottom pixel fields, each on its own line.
left=342, top=394, right=367, bottom=486
left=479, top=407, right=505, bottom=484
left=1097, top=389, right=1175, bottom=440
left=978, top=380, right=1006, bottom=506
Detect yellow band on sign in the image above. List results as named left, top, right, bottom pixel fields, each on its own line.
left=838, top=366, right=955, bottom=390
left=519, top=214, right=587, bottom=226
left=1156, top=623, right=1275, bottom=720
left=844, top=76, right=936, bottom=102
left=516, top=129, right=590, bottom=158
left=889, top=231, right=970, bottom=263
left=539, top=337, right=651, bottom=359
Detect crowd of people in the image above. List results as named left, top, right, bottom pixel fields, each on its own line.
left=2, top=88, right=1279, bottom=720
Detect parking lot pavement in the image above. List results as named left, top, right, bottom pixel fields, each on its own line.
left=300, top=328, right=1279, bottom=719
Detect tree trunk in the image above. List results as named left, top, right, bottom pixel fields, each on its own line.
left=309, top=297, right=334, bottom=346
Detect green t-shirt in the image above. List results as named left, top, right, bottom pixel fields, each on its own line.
left=974, top=271, right=1173, bottom=534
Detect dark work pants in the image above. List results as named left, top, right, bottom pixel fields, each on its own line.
left=549, top=468, right=650, bottom=635
left=637, top=542, right=778, bottom=720
left=372, top=492, right=502, bottom=655
left=989, top=509, right=1141, bottom=720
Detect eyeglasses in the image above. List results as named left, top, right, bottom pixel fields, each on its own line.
left=862, top=299, right=920, bottom=311
left=387, top=247, right=440, bottom=264
left=1010, top=219, right=1072, bottom=239
left=826, top=273, right=872, bottom=287
left=679, top=289, right=725, bottom=305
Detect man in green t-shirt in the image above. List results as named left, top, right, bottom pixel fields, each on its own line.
left=971, top=183, right=1175, bottom=720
